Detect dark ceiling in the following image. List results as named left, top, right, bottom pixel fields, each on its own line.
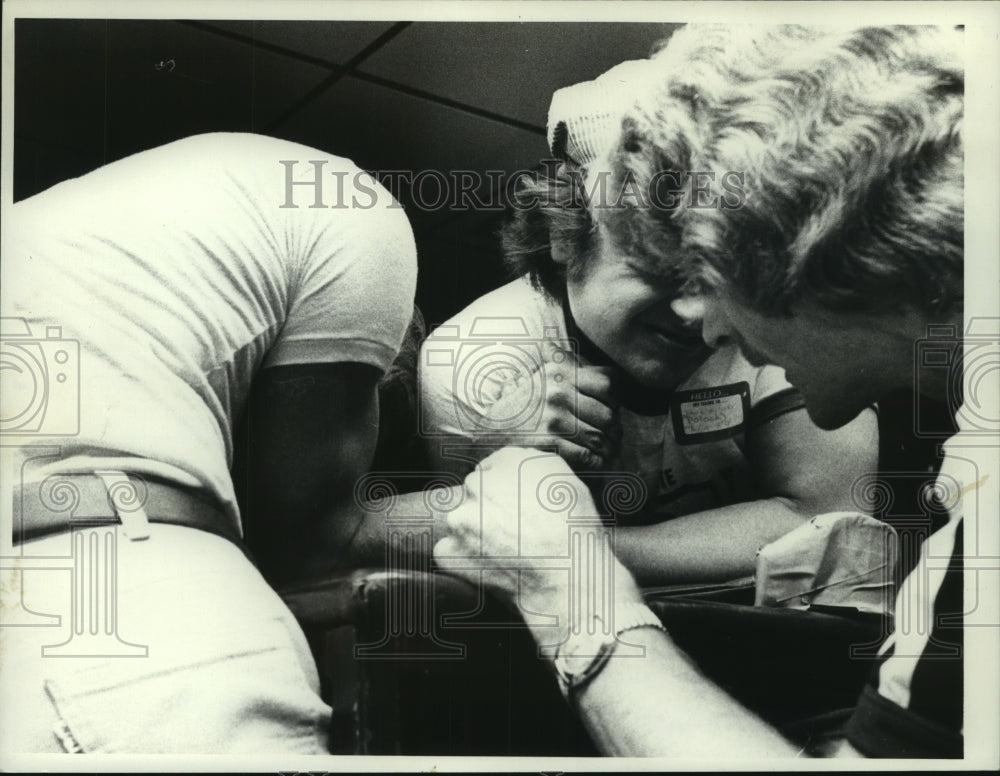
left=14, top=18, right=679, bottom=325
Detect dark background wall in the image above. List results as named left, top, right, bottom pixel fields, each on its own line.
left=13, top=18, right=679, bottom=328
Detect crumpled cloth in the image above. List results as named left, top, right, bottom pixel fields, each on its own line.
left=754, top=512, right=897, bottom=616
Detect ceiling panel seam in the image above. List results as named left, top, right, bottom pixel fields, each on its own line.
left=178, top=20, right=546, bottom=136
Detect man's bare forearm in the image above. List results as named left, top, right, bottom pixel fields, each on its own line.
left=613, top=497, right=810, bottom=585
left=516, top=573, right=800, bottom=758
left=570, top=624, right=801, bottom=757
left=317, top=488, right=457, bottom=571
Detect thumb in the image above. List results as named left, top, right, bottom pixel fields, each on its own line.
left=565, top=443, right=606, bottom=472
left=433, top=535, right=463, bottom=563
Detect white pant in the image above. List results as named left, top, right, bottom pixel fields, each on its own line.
left=0, top=523, right=331, bottom=754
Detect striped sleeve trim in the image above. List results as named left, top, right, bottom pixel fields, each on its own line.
left=746, top=387, right=806, bottom=429
left=747, top=388, right=878, bottom=431
left=907, top=520, right=964, bottom=728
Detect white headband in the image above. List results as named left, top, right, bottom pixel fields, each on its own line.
left=546, top=58, right=658, bottom=167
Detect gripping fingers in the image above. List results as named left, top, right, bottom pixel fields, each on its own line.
left=445, top=475, right=480, bottom=538
left=558, top=440, right=607, bottom=471
left=433, top=536, right=480, bottom=583
left=573, top=392, right=617, bottom=434
left=575, top=365, right=616, bottom=404
left=433, top=535, right=460, bottom=560
left=547, top=407, right=613, bottom=460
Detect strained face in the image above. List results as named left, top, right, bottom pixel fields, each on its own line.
left=565, top=222, right=712, bottom=390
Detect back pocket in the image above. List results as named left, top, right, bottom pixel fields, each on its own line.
left=43, top=615, right=330, bottom=753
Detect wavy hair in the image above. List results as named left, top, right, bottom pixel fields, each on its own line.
left=603, top=25, right=964, bottom=317
left=501, top=158, right=694, bottom=303
left=500, top=160, right=616, bottom=302
left=500, top=165, right=594, bottom=304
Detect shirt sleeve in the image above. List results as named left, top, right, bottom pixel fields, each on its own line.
left=264, top=165, right=417, bottom=373
left=749, top=362, right=793, bottom=405
left=418, top=311, right=522, bottom=439
left=419, top=327, right=470, bottom=438
left=418, top=278, right=554, bottom=438
left=705, top=346, right=805, bottom=429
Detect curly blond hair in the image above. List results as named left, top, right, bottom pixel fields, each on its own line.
left=604, top=24, right=964, bottom=317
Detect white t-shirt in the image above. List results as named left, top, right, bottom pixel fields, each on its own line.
left=2, top=133, right=417, bottom=532
left=419, top=277, right=795, bottom=520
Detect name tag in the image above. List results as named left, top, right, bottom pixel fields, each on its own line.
left=670, top=381, right=750, bottom=444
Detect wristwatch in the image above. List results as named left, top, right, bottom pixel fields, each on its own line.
left=551, top=602, right=665, bottom=699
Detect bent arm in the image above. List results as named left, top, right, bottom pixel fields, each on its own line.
left=420, top=332, right=618, bottom=477
left=524, top=570, right=864, bottom=758
left=614, top=407, right=879, bottom=585
left=434, top=446, right=869, bottom=759
left=241, top=361, right=445, bottom=587
left=571, top=623, right=799, bottom=756
left=539, top=594, right=867, bottom=758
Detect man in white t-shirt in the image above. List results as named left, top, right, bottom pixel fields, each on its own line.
left=0, top=133, right=417, bottom=753
left=420, top=64, right=878, bottom=586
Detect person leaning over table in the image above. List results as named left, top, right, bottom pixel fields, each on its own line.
left=419, top=59, right=879, bottom=588
left=0, top=132, right=444, bottom=754
left=435, top=25, right=980, bottom=758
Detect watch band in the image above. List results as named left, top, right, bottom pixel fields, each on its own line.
left=552, top=603, right=665, bottom=699
left=613, top=601, right=667, bottom=639
left=552, top=634, right=615, bottom=697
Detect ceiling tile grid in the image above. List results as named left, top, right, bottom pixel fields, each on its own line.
left=200, top=20, right=399, bottom=66
left=14, top=19, right=680, bottom=320
left=360, top=22, right=678, bottom=126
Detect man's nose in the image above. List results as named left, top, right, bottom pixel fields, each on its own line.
left=699, top=295, right=732, bottom=349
